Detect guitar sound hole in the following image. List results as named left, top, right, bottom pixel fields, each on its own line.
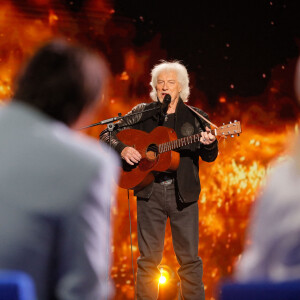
left=146, top=144, right=158, bottom=161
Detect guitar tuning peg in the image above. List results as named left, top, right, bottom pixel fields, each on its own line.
left=231, top=135, right=234, bottom=138
left=234, top=120, right=237, bottom=123
left=237, top=133, right=240, bottom=137
left=229, top=121, right=232, bottom=124
left=223, top=123, right=225, bottom=125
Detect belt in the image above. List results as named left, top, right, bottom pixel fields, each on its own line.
left=154, top=174, right=175, bottom=185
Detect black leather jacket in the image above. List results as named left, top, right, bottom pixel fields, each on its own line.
left=100, top=98, right=218, bottom=203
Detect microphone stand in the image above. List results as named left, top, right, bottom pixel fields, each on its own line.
left=79, top=104, right=161, bottom=300
left=79, top=105, right=161, bottom=130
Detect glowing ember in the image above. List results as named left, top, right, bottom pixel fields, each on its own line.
left=48, top=9, right=58, bottom=26
left=120, top=71, right=129, bottom=81
left=219, top=96, right=226, bottom=103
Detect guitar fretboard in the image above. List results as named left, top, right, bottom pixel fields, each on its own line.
left=158, top=129, right=217, bottom=153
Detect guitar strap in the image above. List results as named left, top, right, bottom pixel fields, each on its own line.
left=185, top=104, right=218, bottom=129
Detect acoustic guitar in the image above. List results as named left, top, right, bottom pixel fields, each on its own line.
left=117, top=121, right=242, bottom=190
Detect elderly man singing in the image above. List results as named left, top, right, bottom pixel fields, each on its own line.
left=101, top=61, right=218, bottom=300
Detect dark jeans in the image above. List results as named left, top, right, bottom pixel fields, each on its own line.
left=136, top=182, right=205, bottom=300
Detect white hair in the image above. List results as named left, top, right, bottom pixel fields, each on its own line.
left=149, top=61, right=190, bottom=102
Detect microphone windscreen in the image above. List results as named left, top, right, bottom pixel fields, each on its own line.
left=163, top=94, right=171, bottom=104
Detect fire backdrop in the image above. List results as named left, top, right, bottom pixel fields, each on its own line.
left=0, top=1, right=300, bottom=299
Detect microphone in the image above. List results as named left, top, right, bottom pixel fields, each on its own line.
left=158, top=94, right=171, bottom=124
left=161, top=94, right=171, bottom=113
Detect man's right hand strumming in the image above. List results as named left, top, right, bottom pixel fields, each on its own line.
left=121, top=147, right=142, bottom=165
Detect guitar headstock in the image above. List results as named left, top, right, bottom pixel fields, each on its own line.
left=215, top=121, right=242, bottom=137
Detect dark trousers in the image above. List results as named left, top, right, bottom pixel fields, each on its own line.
left=136, top=182, right=205, bottom=300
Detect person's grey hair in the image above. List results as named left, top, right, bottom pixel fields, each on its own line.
left=149, top=61, right=190, bottom=102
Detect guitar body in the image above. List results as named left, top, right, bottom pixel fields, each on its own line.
left=117, top=126, right=180, bottom=190
left=115, top=120, right=242, bottom=190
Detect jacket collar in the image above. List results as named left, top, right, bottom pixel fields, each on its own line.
left=175, top=97, right=189, bottom=115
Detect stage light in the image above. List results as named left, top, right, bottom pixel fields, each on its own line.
left=158, top=265, right=180, bottom=300
left=159, top=274, right=167, bottom=284
left=159, top=267, right=170, bottom=285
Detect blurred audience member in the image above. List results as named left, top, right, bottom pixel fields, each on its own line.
left=235, top=57, right=300, bottom=282
left=0, top=39, right=119, bottom=300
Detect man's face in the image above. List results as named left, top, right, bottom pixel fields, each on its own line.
left=156, top=70, right=181, bottom=104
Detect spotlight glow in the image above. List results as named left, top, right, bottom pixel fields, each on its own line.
left=159, top=275, right=167, bottom=284
left=159, top=267, right=171, bottom=285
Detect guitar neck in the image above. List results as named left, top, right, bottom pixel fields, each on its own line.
left=158, top=129, right=217, bottom=154
left=158, top=121, right=241, bottom=153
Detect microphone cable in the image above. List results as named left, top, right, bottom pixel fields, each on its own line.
left=127, top=189, right=137, bottom=299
